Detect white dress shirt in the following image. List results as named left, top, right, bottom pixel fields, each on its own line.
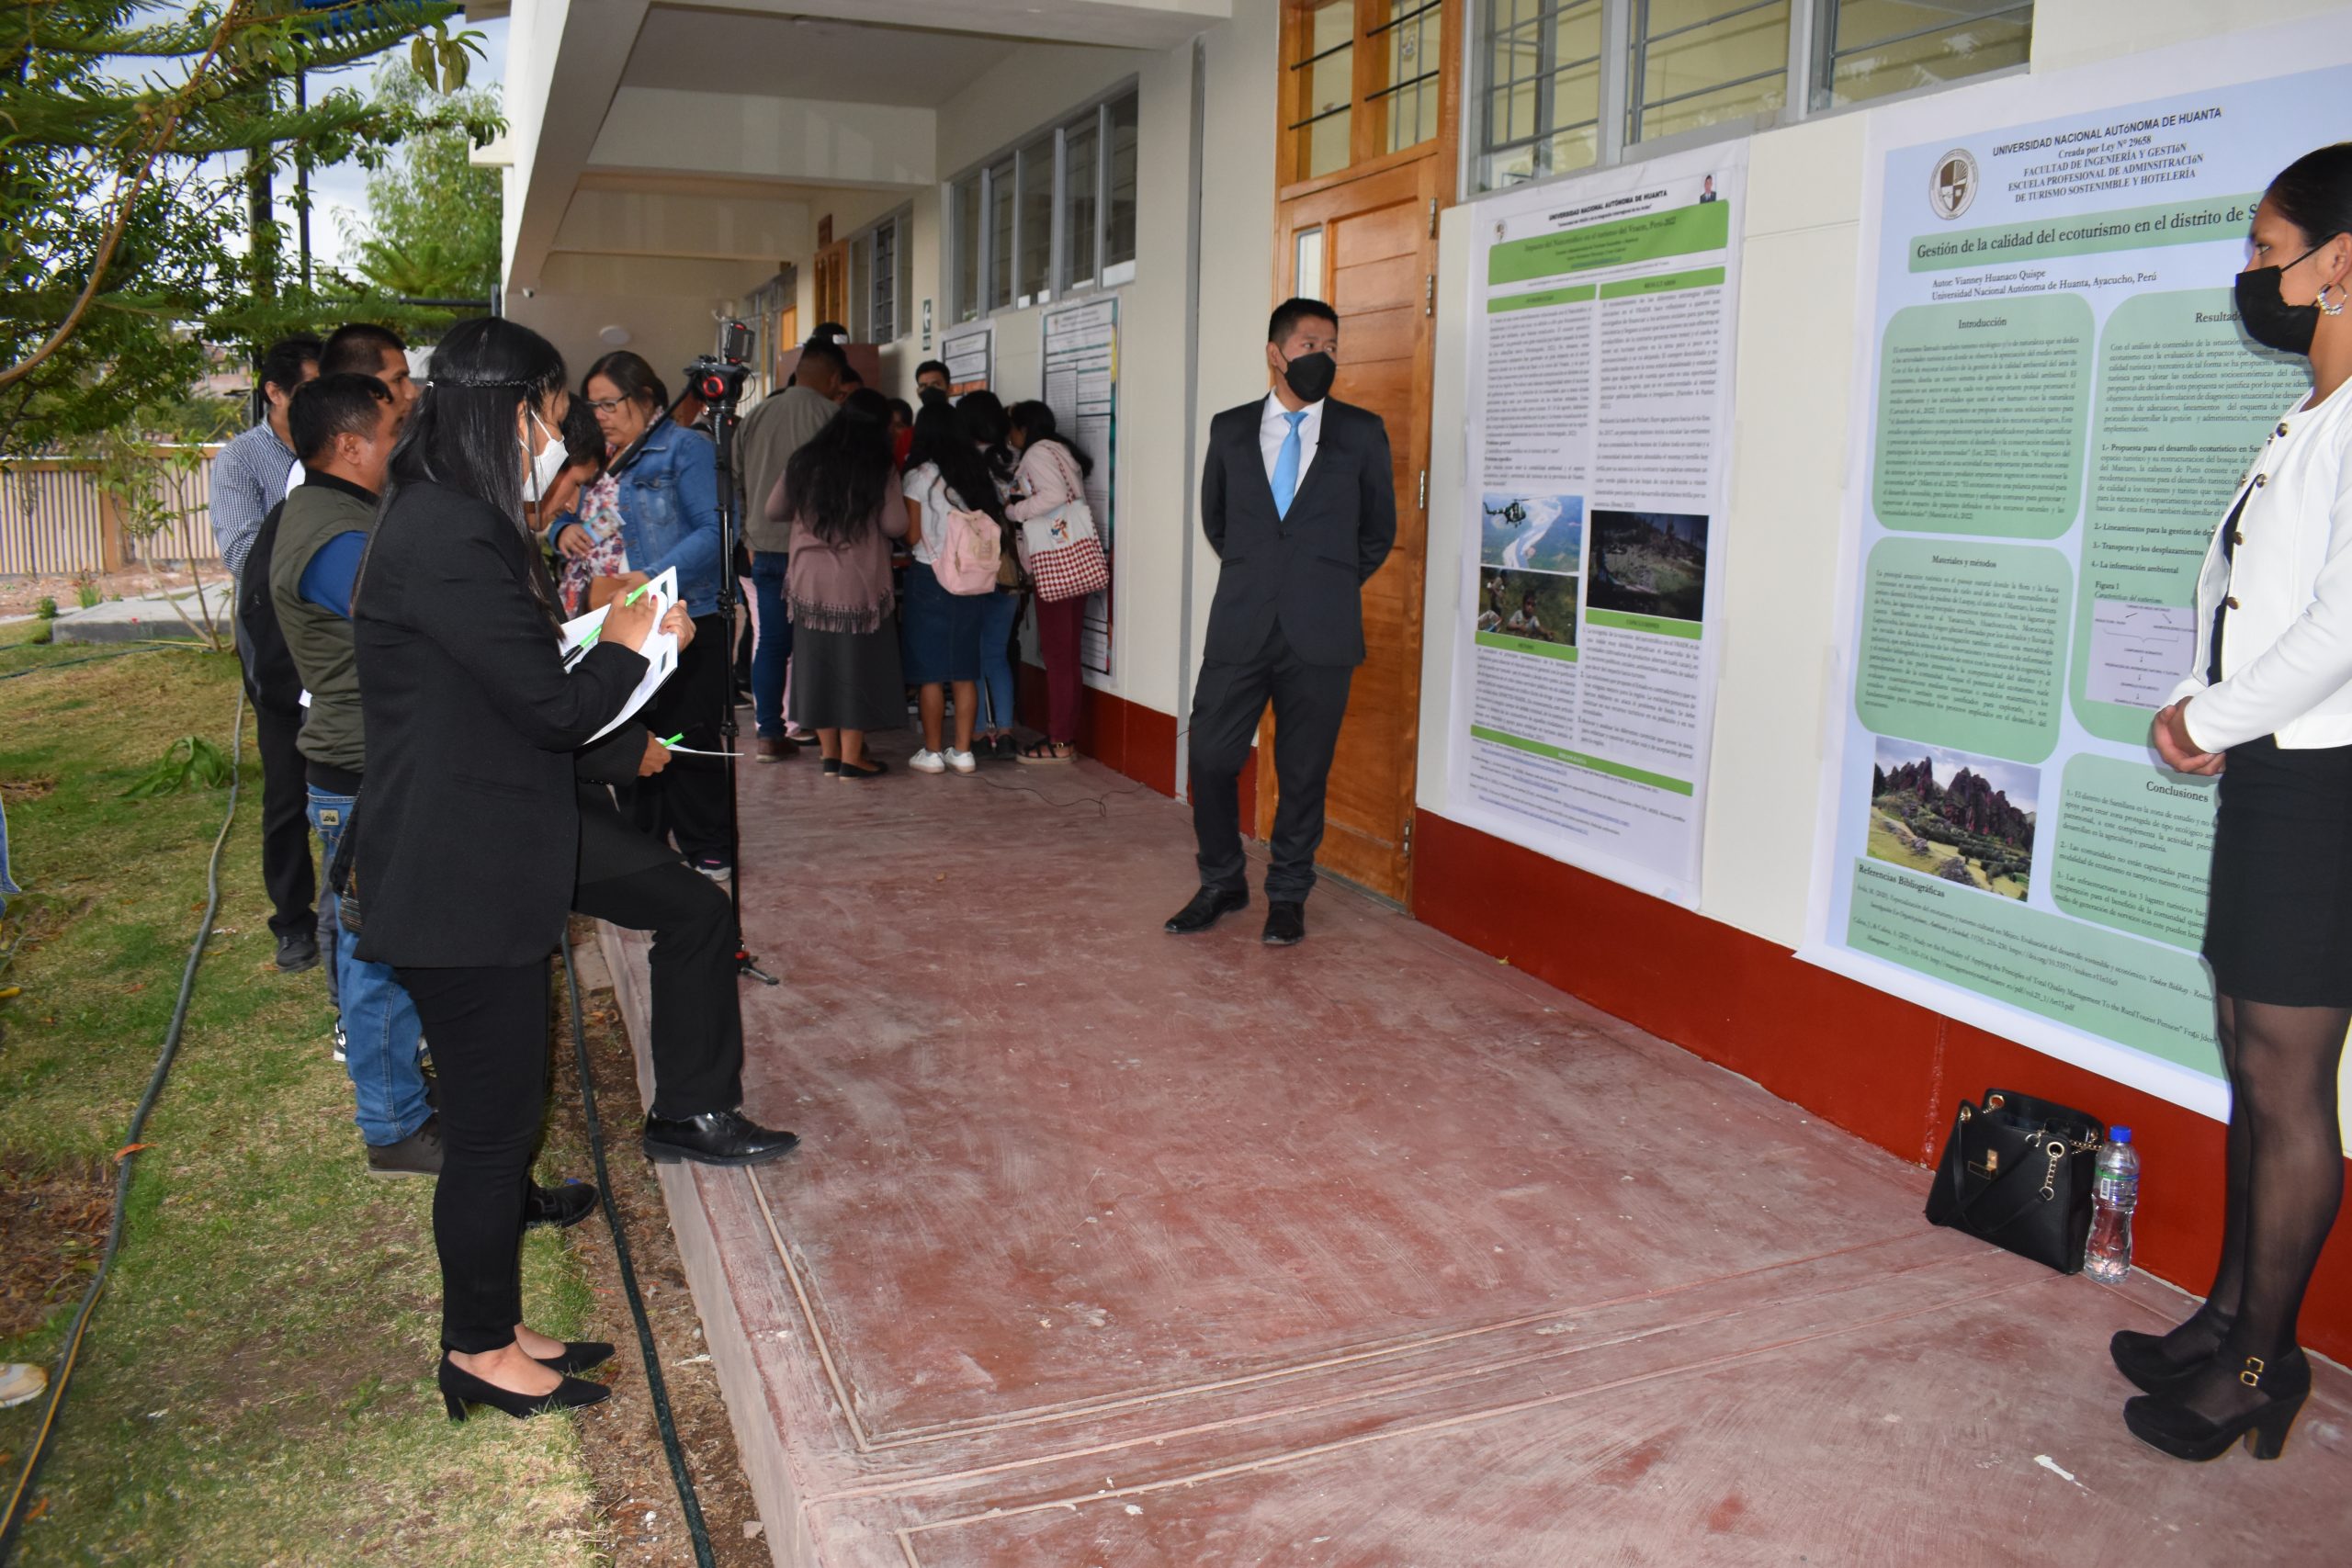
left=1259, top=391, right=1325, bottom=491
left=2173, top=374, right=2352, bottom=751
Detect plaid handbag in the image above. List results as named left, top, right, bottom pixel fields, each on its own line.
left=1019, top=443, right=1110, bottom=604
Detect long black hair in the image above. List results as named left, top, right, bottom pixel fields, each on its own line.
left=388, top=316, right=567, bottom=527
left=1007, top=399, right=1093, bottom=478
left=951, top=389, right=1020, bottom=489
left=907, top=397, right=1007, bottom=525
left=781, top=387, right=899, bottom=546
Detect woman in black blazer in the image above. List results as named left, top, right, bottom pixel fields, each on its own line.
left=351, top=318, right=663, bottom=1420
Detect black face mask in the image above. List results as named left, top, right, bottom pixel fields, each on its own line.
left=2236, top=242, right=2330, bottom=355
left=1281, top=349, right=1336, bottom=403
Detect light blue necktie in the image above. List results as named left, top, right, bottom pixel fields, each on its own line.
left=1272, top=411, right=1307, bottom=519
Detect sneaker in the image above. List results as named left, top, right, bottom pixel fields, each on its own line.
left=946, top=748, right=978, bottom=774
left=694, top=857, right=733, bottom=882
left=909, top=748, right=948, bottom=774
left=0, top=1362, right=47, bottom=1409
left=274, top=931, right=320, bottom=973
left=331, top=1022, right=347, bottom=1063
left=366, top=1116, right=444, bottom=1179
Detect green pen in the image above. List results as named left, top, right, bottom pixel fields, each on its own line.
left=661, top=733, right=684, bottom=747
left=623, top=581, right=655, bottom=605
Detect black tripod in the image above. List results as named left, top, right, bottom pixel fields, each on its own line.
left=684, top=333, right=778, bottom=987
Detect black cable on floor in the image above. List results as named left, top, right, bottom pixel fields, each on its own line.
left=559, top=941, right=718, bottom=1568
left=0, top=683, right=246, bottom=1563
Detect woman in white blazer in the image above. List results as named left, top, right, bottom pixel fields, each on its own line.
left=2126, top=144, right=2352, bottom=1464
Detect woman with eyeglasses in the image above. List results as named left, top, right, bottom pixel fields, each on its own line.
left=556, top=351, right=731, bottom=879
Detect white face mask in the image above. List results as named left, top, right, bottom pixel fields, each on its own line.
left=521, top=409, right=569, bottom=502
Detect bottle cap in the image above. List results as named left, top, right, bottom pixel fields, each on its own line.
left=2110, top=1127, right=2132, bottom=1144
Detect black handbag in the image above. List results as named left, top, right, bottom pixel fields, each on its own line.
left=1925, top=1088, right=2107, bottom=1273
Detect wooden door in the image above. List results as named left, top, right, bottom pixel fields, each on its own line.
left=814, top=242, right=850, bottom=331
left=1258, top=0, right=1457, bottom=904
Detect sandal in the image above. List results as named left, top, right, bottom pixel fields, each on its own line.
left=1017, top=739, right=1076, bottom=765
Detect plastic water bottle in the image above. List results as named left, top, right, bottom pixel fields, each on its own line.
left=2086, top=1128, right=2138, bottom=1283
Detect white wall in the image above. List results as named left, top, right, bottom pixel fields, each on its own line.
left=1417, top=0, right=2339, bottom=952
left=513, top=253, right=775, bottom=392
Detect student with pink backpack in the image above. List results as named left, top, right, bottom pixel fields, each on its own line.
left=899, top=397, right=1010, bottom=774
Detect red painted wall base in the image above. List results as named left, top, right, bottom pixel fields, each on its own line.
left=1410, top=807, right=2352, bottom=1366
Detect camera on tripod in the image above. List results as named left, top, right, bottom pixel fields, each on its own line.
left=684, top=318, right=754, bottom=409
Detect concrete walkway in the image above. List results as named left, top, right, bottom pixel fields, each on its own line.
left=597, top=745, right=2352, bottom=1567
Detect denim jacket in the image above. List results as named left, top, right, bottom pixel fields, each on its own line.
left=557, top=419, right=722, bottom=617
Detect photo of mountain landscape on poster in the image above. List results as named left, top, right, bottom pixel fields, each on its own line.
left=1865, top=738, right=2038, bottom=900
left=1479, top=492, right=1584, bottom=573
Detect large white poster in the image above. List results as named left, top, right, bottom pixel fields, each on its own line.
left=1042, top=298, right=1117, bottom=680
left=1803, top=28, right=2352, bottom=1124
left=1446, top=143, right=1747, bottom=906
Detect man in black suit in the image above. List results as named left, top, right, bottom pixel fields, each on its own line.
left=1167, top=297, right=1396, bottom=947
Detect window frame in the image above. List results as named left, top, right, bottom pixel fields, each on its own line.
left=846, top=207, right=913, bottom=344
left=1465, top=0, right=2030, bottom=197
left=946, top=82, right=1141, bottom=323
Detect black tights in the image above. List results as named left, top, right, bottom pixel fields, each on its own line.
left=2152, top=996, right=2348, bottom=1416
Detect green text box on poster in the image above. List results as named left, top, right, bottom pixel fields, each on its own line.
left=1873, top=295, right=2095, bottom=537
left=1487, top=202, right=1730, bottom=285
left=1597, top=266, right=1725, bottom=299
left=1474, top=631, right=1577, bottom=661
left=2069, top=288, right=2304, bottom=743
left=2049, top=754, right=2218, bottom=950
left=1489, top=285, right=1598, bottom=313
left=1856, top=536, right=2072, bottom=763
left=1906, top=193, right=2259, bottom=272
left=1470, top=726, right=1691, bottom=794
left=1846, top=861, right=2220, bottom=1077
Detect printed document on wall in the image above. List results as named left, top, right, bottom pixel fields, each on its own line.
left=1041, top=297, right=1117, bottom=681
left=1801, top=28, right=2352, bottom=1125
left=1446, top=142, right=1747, bottom=906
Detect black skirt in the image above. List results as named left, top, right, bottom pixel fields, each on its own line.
left=787, top=612, right=906, bottom=734
left=2201, top=735, right=2352, bottom=1007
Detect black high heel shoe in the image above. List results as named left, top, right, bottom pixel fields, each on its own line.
left=2110, top=1307, right=2233, bottom=1394
left=2123, top=1349, right=2310, bottom=1461
left=438, top=1353, right=612, bottom=1422
left=533, top=1340, right=616, bottom=1376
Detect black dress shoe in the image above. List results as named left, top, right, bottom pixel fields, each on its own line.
left=2124, top=1349, right=2311, bottom=1461
left=274, top=931, right=320, bottom=973
left=1164, top=886, right=1249, bottom=934
left=533, top=1340, right=616, bottom=1375
left=525, top=1179, right=599, bottom=1230
left=642, top=1109, right=800, bottom=1168
left=365, top=1116, right=443, bottom=1179
left=1262, top=901, right=1306, bottom=946
left=438, top=1355, right=611, bottom=1422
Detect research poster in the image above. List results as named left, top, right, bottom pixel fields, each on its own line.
left=1804, top=36, right=2352, bottom=1122
left=1446, top=142, right=1746, bottom=905
left=1041, top=297, right=1117, bottom=679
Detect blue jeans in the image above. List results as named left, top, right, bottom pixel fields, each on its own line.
left=751, top=550, right=794, bottom=739
left=977, top=589, right=1019, bottom=732
left=307, top=784, right=431, bottom=1146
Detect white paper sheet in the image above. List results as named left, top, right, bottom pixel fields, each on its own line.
left=558, top=567, right=681, bottom=743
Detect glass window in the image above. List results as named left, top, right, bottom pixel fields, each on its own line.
left=1374, top=0, right=1444, bottom=155
left=1479, top=0, right=1602, bottom=190
left=869, top=216, right=900, bottom=343
left=953, top=175, right=982, bottom=321
left=988, top=157, right=1014, bottom=312
left=1815, top=0, right=2031, bottom=110
left=847, top=233, right=871, bottom=342
left=1630, top=0, right=1792, bottom=146
left=1105, top=93, right=1138, bottom=275
left=1017, top=137, right=1055, bottom=307
left=1291, top=0, right=1355, bottom=180
left=1064, top=118, right=1100, bottom=289
left=1294, top=227, right=1326, bottom=298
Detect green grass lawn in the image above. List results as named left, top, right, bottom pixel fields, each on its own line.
left=0, top=626, right=605, bottom=1564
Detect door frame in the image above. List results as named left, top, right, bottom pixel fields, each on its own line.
left=1259, top=0, right=1463, bottom=903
